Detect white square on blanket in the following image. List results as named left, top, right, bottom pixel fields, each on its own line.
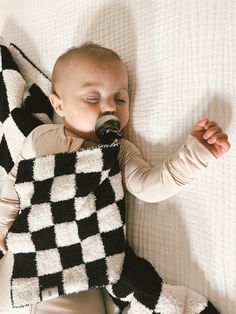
left=3, top=69, right=27, bottom=112
left=14, top=182, right=34, bottom=210
left=75, top=194, right=96, bottom=220
left=129, top=298, right=153, bottom=314
left=106, top=252, right=125, bottom=283
left=100, top=170, right=110, bottom=183
left=36, top=248, right=62, bottom=276
left=11, top=277, right=40, bottom=307
left=28, top=203, right=53, bottom=232
left=55, top=222, right=80, bottom=247
left=97, top=204, right=123, bottom=233
left=33, top=155, right=55, bottom=181
left=63, top=265, right=89, bottom=294
left=7, top=232, right=35, bottom=253
left=81, top=234, right=105, bottom=263
left=50, top=174, right=76, bottom=202
left=75, top=148, right=103, bottom=173
left=109, top=173, right=124, bottom=201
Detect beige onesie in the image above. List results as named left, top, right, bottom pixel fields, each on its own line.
left=0, top=123, right=215, bottom=314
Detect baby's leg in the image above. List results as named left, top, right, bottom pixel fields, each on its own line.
left=106, top=244, right=219, bottom=314
left=0, top=251, right=31, bottom=314
left=34, top=289, right=106, bottom=314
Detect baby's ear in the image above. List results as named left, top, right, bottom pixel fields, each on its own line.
left=49, top=93, right=64, bottom=117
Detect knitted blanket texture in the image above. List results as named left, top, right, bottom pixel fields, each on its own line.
left=7, top=139, right=125, bottom=307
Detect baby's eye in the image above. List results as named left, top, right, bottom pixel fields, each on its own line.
left=115, top=99, right=125, bottom=104
left=85, top=98, right=99, bottom=104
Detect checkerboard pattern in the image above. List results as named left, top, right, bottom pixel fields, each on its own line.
left=0, top=40, right=53, bottom=175
left=107, top=244, right=219, bottom=314
left=7, top=140, right=126, bottom=307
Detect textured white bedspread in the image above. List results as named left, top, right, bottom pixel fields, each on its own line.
left=0, top=1, right=236, bottom=313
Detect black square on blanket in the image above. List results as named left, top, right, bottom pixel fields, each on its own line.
left=86, top=259, right=109, bottom=287
left=59, top=243, right=83, bottom=269
left=51, top=199, right=76, bottom=224
left=12, top=252, right=37, bottom=278
left=76, top=213, right=100, bottom=241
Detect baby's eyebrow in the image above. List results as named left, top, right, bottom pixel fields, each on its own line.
left=80, top=82, right=101, bottom=88
left=80, top=82, right=128, bottom=92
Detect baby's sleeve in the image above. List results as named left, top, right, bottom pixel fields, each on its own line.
left=119, top=135, right=216, bottom=203
left=0, top=130, right=36, bottom=235
left=0, top=163, right=20, bottom=235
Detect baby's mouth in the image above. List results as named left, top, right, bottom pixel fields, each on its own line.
left=95, top=115, right=121, bottom=144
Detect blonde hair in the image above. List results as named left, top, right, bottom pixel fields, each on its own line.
left=51, top=42, right=123, bottom=94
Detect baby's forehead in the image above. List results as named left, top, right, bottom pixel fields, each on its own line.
left=52, top=51, right=127, bottom=91
left=53, top=51, right=121, bottom=77
left=55, top=50, right=119, bottom=74
left=60, top=50, right=123, bottom=70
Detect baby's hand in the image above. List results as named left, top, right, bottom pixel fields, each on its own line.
left=191, top=119, right=230, bottom=158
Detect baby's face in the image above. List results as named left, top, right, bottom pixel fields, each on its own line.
left=51, top=55, right=129, bottom=142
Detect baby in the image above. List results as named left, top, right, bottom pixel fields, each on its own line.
left=0, top=42, right=230, bottom=314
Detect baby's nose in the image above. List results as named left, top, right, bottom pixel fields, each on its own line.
left=100, top=100, right=116, bottom=114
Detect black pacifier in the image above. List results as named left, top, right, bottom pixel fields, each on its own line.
left=95, top=115, right=122, bottom=144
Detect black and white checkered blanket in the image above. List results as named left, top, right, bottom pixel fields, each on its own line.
left=7, top=138, right=126, bottom=307
left=0, top=38, right=53, bottom=185
left=6, top=138, right=219, bottom=314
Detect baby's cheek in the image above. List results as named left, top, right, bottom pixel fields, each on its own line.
left=123, top=114, right=129, bottom=128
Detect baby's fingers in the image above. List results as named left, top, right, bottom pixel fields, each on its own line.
left=215, top=136, right=231, bottom=153
left=205, top=130, right=225, bottom=144
left=205, top=120, right=218, bottom=130
left=192, top=119, right=209, bottom=132
left=203, top=126, right=222, bottom=141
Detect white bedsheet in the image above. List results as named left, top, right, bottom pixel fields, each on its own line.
left=0, top=1, right=235, bottom=313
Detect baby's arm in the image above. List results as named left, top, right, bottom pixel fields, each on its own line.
left=0, top=129, right=37, bottom=256
left=0, top=163, right=21, bottom=255
left=119, top=120, right=230, bottom=203
left=0, top=233, right=7, bottom=253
